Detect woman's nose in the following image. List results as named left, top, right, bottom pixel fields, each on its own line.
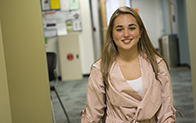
left=123, top=29, right=129, bottom=37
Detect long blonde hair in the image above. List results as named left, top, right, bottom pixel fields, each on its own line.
left=100, top=6, right=167, bottom=86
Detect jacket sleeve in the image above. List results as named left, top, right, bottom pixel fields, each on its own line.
left=81, top=64, right=106, bottom=123
left=156, top=59, right=176, bottom=123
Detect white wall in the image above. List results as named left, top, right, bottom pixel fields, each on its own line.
left=46, top=0, right=95, bottom=75
left=78, top=0, right=95, bottom=74
left=161, top=0, right=171, bottom=34
left=90, top=0, right=102, bottom=61
left=132, top=0, right=163, bottom=49
left=105, top=0, right=131, bottom=26
left=106, top=0, right=120, bottom=26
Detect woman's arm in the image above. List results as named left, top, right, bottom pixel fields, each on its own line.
left=81, top=65, right=106, bottom=123
left=156, top=59, right=176, bottom=123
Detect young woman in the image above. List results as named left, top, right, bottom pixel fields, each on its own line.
left=80, top=6, right=181, bottom=123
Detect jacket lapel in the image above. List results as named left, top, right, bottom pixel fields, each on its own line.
left=134, top=55, right=162, bottom=120
left=107, top=55, right=162, bottom=120
left=109, top=59, right=143, bottom=102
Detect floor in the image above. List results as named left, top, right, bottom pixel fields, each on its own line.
left=51, top=66, right=195, bottom=123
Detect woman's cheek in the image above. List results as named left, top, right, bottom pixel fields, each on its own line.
left=132, top=30, right=141, bottom=38
left=113, top=32, right=122, bottom=40
left=131, top=31, right=137, bottom=37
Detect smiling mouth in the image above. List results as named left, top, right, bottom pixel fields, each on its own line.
left=123, top=39, right=132, bottom=43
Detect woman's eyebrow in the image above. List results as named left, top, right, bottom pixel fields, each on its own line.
left=128, top=24, right=137, bottom=27
left=115, top=25, right=123, bottom=29
left=115, top=24, right=137, bottom=29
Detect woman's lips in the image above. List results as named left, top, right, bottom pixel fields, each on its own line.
left=122, top=39, right=132, bottom=44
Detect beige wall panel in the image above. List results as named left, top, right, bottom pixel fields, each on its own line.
left=58, top=33, right=83, bottom=81
left=186, top=0, right=196, bottom=119
left=0, top=21, right=12, bottom=123
left=0, top=1, right=53, bottom=123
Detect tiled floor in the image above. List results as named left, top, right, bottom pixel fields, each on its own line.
left=51, top=66, right=195, bottom=123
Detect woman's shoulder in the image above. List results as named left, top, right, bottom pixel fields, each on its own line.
left=155, top=55, right=168, bottom=70
left=92, top=59, right=101, bottom=70
left=141, top=53, right=165, bottom=65
left=140, top=53, right=163, bottom=63
left=155, top=55, right=163, bottom=64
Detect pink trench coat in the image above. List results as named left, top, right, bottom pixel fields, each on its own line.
left=81, top=55, right=178, bottom=123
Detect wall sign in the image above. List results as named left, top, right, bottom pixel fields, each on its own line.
left=67, top=53, right=74, bottom=61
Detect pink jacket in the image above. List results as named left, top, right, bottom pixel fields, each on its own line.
left=81, top=55, right=179, bottom=123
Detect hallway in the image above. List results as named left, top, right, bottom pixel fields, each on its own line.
left=51, top=66, right=194, bottom=123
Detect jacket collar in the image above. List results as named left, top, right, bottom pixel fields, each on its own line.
left=108, top=54, right=162, bottom=120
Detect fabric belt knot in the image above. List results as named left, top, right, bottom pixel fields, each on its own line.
left=131, top=107, right=141, bottom=123
left=130, top=119, right=138, bottom=123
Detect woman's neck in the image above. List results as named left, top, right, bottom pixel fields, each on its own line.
left=117, top=48, right=139, bottom=63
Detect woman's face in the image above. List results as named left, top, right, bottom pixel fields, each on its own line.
left=112, top=14, right=141, bottom=52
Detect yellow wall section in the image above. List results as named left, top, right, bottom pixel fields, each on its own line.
left=186, top=0, right=196, bottom=120
left=0, top=1, right=53, bottom=123
left=0, top=21, right=12, bottom=123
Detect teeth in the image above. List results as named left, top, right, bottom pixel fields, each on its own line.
left=124, top=40, right=130, bottom=43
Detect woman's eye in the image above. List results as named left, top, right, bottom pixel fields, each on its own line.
left=129, top=27, right=135, bottom=30
left=116, top=29, right=122, bottom=31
